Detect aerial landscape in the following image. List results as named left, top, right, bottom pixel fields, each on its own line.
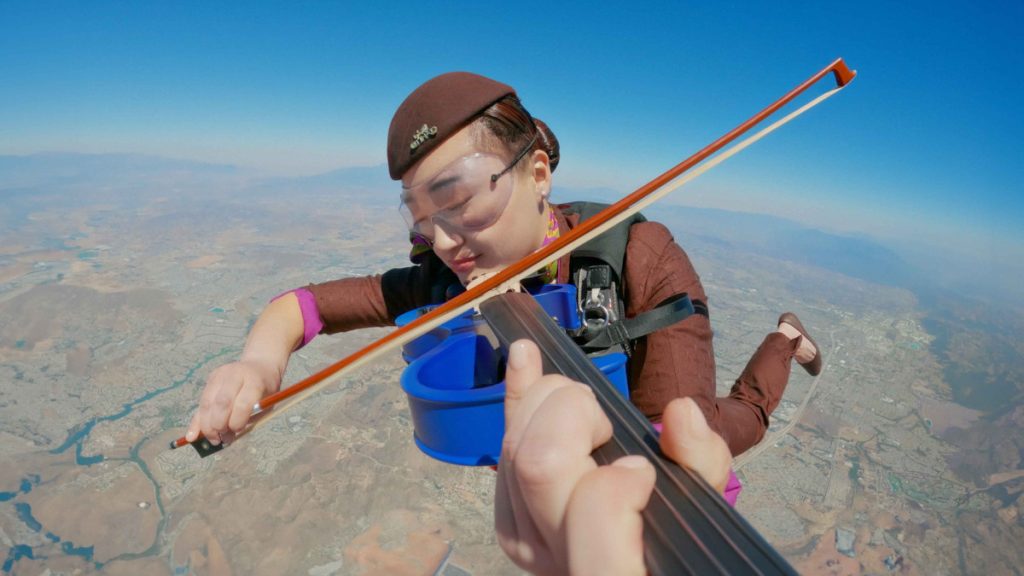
left=0, top=156, right=1020, bottom=575
left=2, top=3, right=1021, bottom=575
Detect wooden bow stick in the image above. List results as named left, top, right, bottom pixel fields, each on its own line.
left=171, top=58, right=856, bottom=456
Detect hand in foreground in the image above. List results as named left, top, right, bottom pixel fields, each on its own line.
left=495, top=339, right=732, bottom=576
left=185, top=359, right=281, bottom=446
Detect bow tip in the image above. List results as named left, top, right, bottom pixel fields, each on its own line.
left=831, top=59, right=857, bottom=87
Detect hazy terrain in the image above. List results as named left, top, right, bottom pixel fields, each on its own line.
left=1, top=154, right=1020, bottom=575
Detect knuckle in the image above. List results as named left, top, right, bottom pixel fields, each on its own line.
left=500, top=435, right=520, bottom=460
left=198, top=388, right=215, bottom=408
left=495, top=532, right=517, bottom=558
left=549, top=384, right=601, bottom=421
left=244, top=378, right=268, bottom=397
left=514, top=442, right=569, bottom=489
left=228, top=412, right=251, bottom=433
left=212, top=389, right=235, bottom=409
left=496, top=536, right=539, bottom=574
left=503, top=384, right=524, bottom=403
left=228, top=416, right=248, bottom=433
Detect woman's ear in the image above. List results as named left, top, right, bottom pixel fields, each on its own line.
left=531, top=149, right=552, bottom=199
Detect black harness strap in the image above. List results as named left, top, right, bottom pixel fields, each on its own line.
left=578, top=293, right=697, bottom=354
left=563, top=201, right=707, bottom=356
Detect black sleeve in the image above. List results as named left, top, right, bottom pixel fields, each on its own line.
left=380, top=252, right=461, bottom=320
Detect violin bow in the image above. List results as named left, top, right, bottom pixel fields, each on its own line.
left=170, top=58, right=856, bottom=456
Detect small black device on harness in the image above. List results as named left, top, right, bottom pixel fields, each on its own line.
left=562, top=202, right=708, bottom=356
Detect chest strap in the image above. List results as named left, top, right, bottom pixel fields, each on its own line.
left=577, top=292, right=706, bottom=355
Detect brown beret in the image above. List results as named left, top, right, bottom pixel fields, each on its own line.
left=387, top=72, right=516, bottom=180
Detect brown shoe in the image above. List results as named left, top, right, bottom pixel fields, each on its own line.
left=778, top=312, right=823, bottom=376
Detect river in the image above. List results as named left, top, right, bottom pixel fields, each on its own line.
left=1, top=347, right=235, bottom=573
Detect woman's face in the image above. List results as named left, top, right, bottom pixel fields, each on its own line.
left=400, top=124, right=552, bottom=285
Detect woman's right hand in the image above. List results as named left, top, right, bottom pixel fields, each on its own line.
left=185, top=359, right=282, bottom=446
left=184, top=292, right=304, bottom=446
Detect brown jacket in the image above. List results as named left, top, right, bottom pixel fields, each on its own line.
left=306, top=207, right=716, bottom=423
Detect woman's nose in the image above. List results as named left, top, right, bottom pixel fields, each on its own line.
left=431, top=223, right=463, bottom=251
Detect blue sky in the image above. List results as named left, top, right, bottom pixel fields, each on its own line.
left=2, top=1, right=1022, bottom=297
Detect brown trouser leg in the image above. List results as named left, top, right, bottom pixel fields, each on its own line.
left=712, top=332, right=799, bottom=456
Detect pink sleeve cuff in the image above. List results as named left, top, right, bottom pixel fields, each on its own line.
left=651, top=422, right=742, bottom=506
left=271, top=288, right=324, bottom=349
left=722, top=470, right=742, bottom=506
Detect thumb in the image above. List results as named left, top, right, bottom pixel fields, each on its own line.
left=660, top=397, right=732, bottom=492
left=185, top=412, right=200, bottom=443
left=503, top=339, right=543, bottom=430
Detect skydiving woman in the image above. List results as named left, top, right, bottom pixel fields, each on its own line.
left=185, top=71, right=822, bottom=488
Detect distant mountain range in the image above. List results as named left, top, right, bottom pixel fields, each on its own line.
left=0, top=152, right=239, bottom=189
left=246, top=164, right=395, bottom=206
left=545, top=181, right=922, bottom=294
left=3, top=152, right=1018, bottom=310
left=655, top=204, right=922, bottom=292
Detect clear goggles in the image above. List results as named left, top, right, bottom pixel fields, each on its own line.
left=399, top=137, right=535, bottom=243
